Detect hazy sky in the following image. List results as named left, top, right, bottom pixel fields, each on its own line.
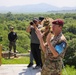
left=0, top=0, right=76, bottom=7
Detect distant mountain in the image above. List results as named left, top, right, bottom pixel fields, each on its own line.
left=0, top=3, right=76, bottom=13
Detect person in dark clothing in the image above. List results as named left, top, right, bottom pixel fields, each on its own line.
left=26, top=18, right=42, bottom=69
left=27, top=17, right=44, bottom=68
left=8, top=27, right=17, bottom=59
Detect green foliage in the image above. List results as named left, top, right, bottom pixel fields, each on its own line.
left=62, top=65, right=76, bottom=75
left=66, top=25, right=76, bottom=34
left=0, top=13, right=76, bottom=67
left=64, top=32, right=76, bottom=40
left=0, top=36, right=2, bottom=41
left=64, top=38, right=76, bottom=67
left=16, top=31, right=30, bottom=53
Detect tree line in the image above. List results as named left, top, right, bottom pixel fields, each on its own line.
left=0, top=12, right=76, bottom=67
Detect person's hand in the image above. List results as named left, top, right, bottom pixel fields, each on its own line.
left=46, top=33, right=52, bottom=43
left=44, top=27, right=49, bottom=33
left=45, top=28, right=49, bottom=32
left=33, top=23, right=37, bottom=29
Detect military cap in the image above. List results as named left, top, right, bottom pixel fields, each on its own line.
left=52, top=19, right=64, bottom=26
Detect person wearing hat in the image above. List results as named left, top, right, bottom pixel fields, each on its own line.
left=26, top=18, right=42, bottom=69
left=35, top=19, right=67, bottom=75
left=39, top=16, right=44, bottom=21
left=8, top=26, right=17, bottom=59
left=39, top=16, right=44, bottom=25
left=27, top=17, right=44, bottom=68
left=39, top=17, right=54, bottom=65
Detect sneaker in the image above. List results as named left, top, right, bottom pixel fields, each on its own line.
left=33, top=65, right=41, bottom=69
left=27, top=63, right=33, bottom=67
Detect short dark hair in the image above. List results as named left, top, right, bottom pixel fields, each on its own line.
left=39, top=16, right=44, bottom=21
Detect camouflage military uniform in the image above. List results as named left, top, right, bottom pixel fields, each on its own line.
left=40, top=18, right=53, bottom=65
left=41, top=32, right=67, bottom=75
left=41, top=30, right=49, bottom=65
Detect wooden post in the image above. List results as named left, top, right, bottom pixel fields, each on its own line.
left=0, top=44, right=2, bottom=66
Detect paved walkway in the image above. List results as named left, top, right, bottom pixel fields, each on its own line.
left=0, top=64, right=41, bottom=75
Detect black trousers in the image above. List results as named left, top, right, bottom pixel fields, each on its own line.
left=31, top=43, right=42, bottom=67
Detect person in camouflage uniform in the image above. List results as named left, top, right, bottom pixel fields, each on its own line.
left=35, top=19, right=67, bottom=75
left=40, top=17, right=54, bottom=65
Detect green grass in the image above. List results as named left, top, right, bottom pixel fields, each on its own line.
left=62, top=65, right=76, bottom=75
left=2, top=56, right=30, bottom=64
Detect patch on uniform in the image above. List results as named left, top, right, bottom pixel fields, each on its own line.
left=55, top=42, right=66, bottom=54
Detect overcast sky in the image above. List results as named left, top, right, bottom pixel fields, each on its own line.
left=0, top=0, right=76, bottom=7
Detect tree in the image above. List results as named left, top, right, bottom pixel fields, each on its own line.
left=64, top=38, right=76, bottom=67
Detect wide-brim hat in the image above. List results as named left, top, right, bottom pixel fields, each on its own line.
left=41, top=17, right=54, bottom=27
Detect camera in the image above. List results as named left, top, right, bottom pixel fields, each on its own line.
left=30, top=18, right=38, bottom=25
left=30, top=20, right=37, bottom=25
left=30, top=22, right=33, bottom=25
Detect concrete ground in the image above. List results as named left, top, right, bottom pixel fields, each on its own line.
left=0, top=64, right=41, bottom=75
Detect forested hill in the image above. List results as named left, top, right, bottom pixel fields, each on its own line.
left=0, top=12, right=76, bottom=67
left=0, top=3, right=76, bottom=13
